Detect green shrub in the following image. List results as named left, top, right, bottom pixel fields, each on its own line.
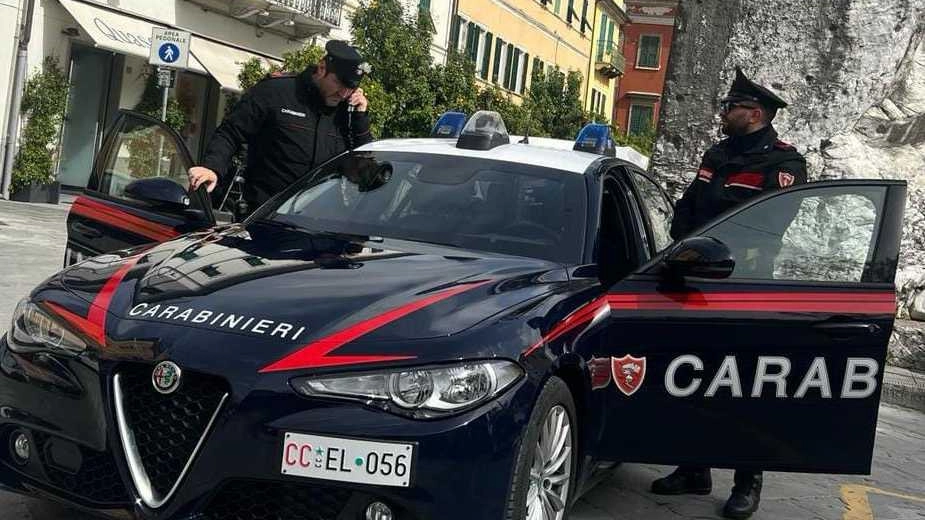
left=11, top=57, right=68, bottom=193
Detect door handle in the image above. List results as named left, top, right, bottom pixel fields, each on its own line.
left=72, top=222, right=103, bottom=239
left=813, top=322, right=882, bottom=335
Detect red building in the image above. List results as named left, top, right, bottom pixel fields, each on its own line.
left=613, top=1, right=678, bottom=136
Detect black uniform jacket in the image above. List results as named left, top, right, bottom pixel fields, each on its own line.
left=669, top=126, right=807, bottom=240
left=201, top=66, right=373, bottom=207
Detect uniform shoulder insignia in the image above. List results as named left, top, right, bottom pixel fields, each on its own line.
left=774, top=140, right=795, bottom=150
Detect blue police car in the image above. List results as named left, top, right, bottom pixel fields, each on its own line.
left=0, top=110, right=905, bottom=520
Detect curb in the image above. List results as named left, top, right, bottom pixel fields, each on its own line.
left=882, top=366, right=925, bottom=413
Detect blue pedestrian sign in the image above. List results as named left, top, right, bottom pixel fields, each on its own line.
left=159, top=43, right=180, bottom=64
left=149, top=28, right=190, bottom=70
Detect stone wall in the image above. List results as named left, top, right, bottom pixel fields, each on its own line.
left=651, top=0, right=925, bottom=319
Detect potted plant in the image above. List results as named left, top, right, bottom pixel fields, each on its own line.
left=10, top=56, right=67, bottom=204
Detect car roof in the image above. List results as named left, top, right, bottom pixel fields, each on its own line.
left=356, top=138, right=604, bottom=174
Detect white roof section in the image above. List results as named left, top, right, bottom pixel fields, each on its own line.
left=357, top=138, right=604, bottom=174
left=508, top=136, right=651, bottom=170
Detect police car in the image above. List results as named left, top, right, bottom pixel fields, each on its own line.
left=0, top=109, right=906, bottom=520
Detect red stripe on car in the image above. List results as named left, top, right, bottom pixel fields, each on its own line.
left=521, top=291, right=895, bottom=357
left=44, top=257, right=140, bottom=346
left=259, top=280, right=493, bottom=373
left=72, top=196, right=179, bottom=243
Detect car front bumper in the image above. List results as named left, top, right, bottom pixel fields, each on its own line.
left=0, top=334, right=534, bottom=520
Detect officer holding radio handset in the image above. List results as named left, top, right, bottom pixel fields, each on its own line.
left=188, top=40, right=373, bottom=216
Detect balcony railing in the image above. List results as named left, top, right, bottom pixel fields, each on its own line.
left=595, top=40, right=625, bottom=78
left=186, top=0, right=343, bottom=37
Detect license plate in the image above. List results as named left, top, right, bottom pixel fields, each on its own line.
left=281, top=432, right=414, bottom=487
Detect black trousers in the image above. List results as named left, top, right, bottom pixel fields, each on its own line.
left=681, top=466, right=763, bottom=487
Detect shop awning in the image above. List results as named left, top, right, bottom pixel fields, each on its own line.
left=190, top=37, right=282, bottom=93
left=58, top=0, right=207, bottom=73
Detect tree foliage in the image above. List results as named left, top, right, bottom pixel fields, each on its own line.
left=227, top=0, right=609, bottom=145
left=11, top=57, right=69, bottom=193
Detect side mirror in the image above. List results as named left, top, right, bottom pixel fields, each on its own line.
left=663, top=236, right=735, bottom=279
left=124, top=178, right=190, bottom=211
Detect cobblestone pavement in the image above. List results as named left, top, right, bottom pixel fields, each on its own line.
left=0, top=199, right=922, bottom=520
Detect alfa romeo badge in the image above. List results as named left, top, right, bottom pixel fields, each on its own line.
left=152, top=361, right=182, bottom=395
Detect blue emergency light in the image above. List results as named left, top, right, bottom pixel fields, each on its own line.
left=431, top=111, right=468, bottom=138
left=573, top=123, right=616, bottom=157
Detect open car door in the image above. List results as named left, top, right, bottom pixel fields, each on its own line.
left=596, top=180, right=905, bottom=474
left=65, top=110, right=215, bottom=265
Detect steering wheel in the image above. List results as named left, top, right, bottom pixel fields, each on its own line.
left=499, top=221, right=559, bottom=243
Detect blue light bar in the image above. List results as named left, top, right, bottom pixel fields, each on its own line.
left=431, top=111, right=468, bottom=138
left=573, top=123, right=616, bottom=157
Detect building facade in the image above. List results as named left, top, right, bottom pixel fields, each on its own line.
left=330, top=0, right=453, bottom=65
left=612, top=0, right=677, bottom=136
left=584, top=0, right=626, bottom=122
left=450, top=0, right=595, bottom=102
left=1, top=0, right=343, bottom=191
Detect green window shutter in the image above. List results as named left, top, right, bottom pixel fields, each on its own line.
left=566, top=0, right=574, bottom=22
left=580, top=0, right=589, bottom=33
left=450, top=16, right=461, bottom=52
left=607, top=19, right=615, bottom=46
left=492, top=38, right=503, bottom=83
left=597, top=15, right=608, bottom=61
left=419, top=0, right=430, bottom=11
left=629, top=105, right=654, bottom=135
left=638, top=35, right=660, bottom=68
left=520, top=52, right=529, bottom=92
left=554, top=0, right=561, bottom=14
left=504, top=44, right=515, bottom=89
left=481, top=33, right=493, bottom=79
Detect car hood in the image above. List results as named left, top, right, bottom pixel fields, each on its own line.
left=52, top=222, right=564, bottom=370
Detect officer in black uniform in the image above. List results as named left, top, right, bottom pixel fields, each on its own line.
left=654, top=68, right=808, bottom=520
left=188, top=40, right=374, bottom=214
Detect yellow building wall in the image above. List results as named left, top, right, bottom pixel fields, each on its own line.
left=458, top=0, right=594, bottom=100
left=585, top=0, right=626, bottom=122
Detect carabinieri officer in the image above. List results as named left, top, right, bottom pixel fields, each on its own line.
left=188, top=40, right=374, bottom=213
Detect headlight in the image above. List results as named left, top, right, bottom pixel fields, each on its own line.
left=291, top=360, right=523, bottom=418
left=7, top=298, right=87, bottom=355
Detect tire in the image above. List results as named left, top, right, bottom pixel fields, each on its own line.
left=505, top=376, right=578, bottom=520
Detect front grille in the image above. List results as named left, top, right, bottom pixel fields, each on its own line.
left=118, top=363, right=228, bottom=498
left=31, top=431, right=130, bottom=504
left=202, top=480, right=352, bottom=520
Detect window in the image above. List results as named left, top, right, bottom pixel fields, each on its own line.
left=631, top=172, right=673, bottom=252
left=700, top=186, right=886, bottom=282
left=492, top=38, right=504, bottom=83
left=450, top=16, right=463, bottom=51
left=418, top=0, right=430, bottom=11
left=480, top=33, right=493, bottom=79
left=628, top=104, right=654, bottom=135
left=597, top=14, right=609, bottom=61
left=566, top=0, right=574, bottom=22
left=520, top=53, right=529, bottom=93
left=272, top=152, right=588, bottom=264
left=636, top=34, right=661, bottom=69
left=98, top=117, right=190, bottom=200
left=465, top=23, right=480, bottom=63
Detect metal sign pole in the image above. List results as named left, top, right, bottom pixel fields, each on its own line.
left=161, top=83, right=169, bottom=122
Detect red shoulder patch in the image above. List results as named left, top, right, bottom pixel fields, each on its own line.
left=774, top=140, right=795, bottom=150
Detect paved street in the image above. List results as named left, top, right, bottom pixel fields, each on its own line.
left=0, top=199, right=922, bottom=519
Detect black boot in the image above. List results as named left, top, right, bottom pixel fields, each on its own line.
left=651, top=466, right=712, bottom=495
left=723, top=471, right=763, bottom=519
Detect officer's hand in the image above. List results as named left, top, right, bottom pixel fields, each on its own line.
left=348, top=88, right=368, bottom=112
left=188, top=166, right=218, bottom=193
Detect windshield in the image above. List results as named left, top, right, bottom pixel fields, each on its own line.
left=264, top=151, right=587, bottom=263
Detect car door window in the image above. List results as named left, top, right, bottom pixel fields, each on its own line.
left=700, top=185, right=886, bottom=282
left=630, top=171, right=673, bottom=253
left=97, top=117, right=191, bottom=201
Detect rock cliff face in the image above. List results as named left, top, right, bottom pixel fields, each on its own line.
left=651, top=0, right=925, bottom=325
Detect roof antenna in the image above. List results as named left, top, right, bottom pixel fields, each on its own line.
left=518, top=109, right=531, bottom=144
